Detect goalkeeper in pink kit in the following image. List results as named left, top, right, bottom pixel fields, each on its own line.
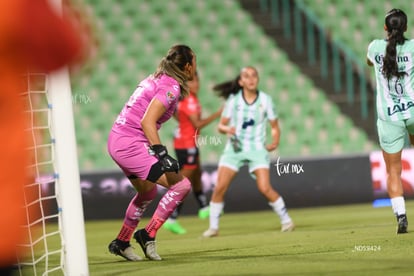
left=107, top=45, right=197, bottom=261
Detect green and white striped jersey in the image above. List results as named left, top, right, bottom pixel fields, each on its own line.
left=222, top=90, right=277, bottom=151
left=367, top=39, right=414, bottom=121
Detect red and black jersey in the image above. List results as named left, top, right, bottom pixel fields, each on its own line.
left=174, top=92, right=201, bottom=149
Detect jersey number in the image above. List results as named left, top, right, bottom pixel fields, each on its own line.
left=387, top=77, right=404, bottom=97
left=127, top=85, right=144, bottom=107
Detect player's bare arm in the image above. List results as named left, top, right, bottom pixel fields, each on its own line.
left=188, top=106, right=222, bottom=129
left=266, top=119, right=280, bottom=152
left=141, top=98, right=166, bottom=145
left=217, top=116, right=235, bottom=135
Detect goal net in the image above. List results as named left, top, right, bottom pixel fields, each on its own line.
left=18, top=69, right=88, bottom=275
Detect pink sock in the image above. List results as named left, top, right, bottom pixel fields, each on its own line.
left=145, top=178, right=191, bottom=238
left=117, top=185, right=157, bottom=242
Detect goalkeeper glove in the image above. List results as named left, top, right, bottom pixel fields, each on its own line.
left=150, top=144, right=180, bottom=173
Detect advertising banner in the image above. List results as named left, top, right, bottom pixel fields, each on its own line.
left=75, top=154, right=374, bottom=220
left=370, top=148, right=414, bottom=199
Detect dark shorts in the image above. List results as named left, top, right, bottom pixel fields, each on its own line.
left=175, top=147, right=200, bottom=169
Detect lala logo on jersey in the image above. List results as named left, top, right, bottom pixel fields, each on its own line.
left=388, top=100, right=414, bottom=116
left=166, top=91, right=176, bottom=104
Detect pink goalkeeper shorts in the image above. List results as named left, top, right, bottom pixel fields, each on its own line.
left=107, top=131, right=158, bottom=180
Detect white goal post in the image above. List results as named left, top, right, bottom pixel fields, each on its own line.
left=19, top=70, right=89, bottom=276
left=42, top=0, right=89, bottom=274
left=17, top=0, right=89, bottom=273
left=48, top=68, right=89, bottom=276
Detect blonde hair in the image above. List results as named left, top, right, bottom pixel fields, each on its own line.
left=154, top=45, right=194, bottom=97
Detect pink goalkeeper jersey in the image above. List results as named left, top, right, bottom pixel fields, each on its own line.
left=111, top=74, right=181, bottom=140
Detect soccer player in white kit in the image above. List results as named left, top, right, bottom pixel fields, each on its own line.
left=203, top=66, right=294, bottom=237
left=367, top=9, right=414, bottom=234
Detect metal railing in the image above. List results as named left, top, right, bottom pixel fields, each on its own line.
left=260, top=0, right=370, bottom=119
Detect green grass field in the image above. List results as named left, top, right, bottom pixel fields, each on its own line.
left=84, top=200, right=414, bottom=276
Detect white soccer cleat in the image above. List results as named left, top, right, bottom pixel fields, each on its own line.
left=108, top=239, right=143, bottom=261
left=202, top=228, right=219, bottom=238
left=134, top=229, right=162, bottom=261
left=281, top=221, right=295, bottom=232
left=143, top=241, right=162, bottom=261
left=119, top=247, right=143, bottom=261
